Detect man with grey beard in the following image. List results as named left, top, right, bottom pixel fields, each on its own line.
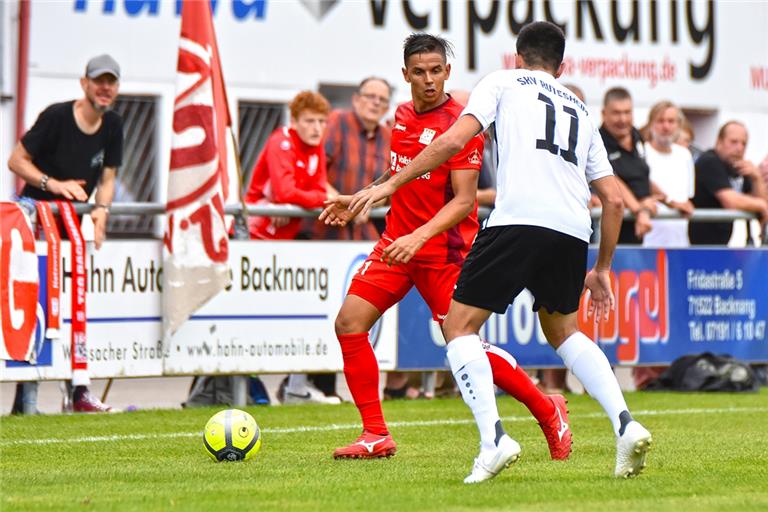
left=9, top=54, right=122, bottom=250
left=641, top=100, right=695, bottom=249
left=7, top=54, right=123, bottom=413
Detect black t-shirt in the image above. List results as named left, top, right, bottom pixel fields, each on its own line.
left=599, top=126, right=650, bottom=244
left=20, top=101, right=123, bottom=201
left=689, top=149, right=753, bottom=245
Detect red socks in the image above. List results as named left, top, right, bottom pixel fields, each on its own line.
left=338, top=333, right=388, bottom=436
left=339, top=333, right=553, bottom=429
left=484, top=343, right=554, bottom=421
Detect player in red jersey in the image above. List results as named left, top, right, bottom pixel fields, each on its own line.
left=321, top=34, right=571, bottom=463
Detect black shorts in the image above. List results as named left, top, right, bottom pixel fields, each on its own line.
left=453, top=225, right=587, bottom=315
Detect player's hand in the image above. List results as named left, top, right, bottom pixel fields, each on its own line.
left=353, top=208, right=371, bottom=225
left=319, top=195, right=357, bottom=226
left=48, top=178, right=88, bottom=202
left=90, top=207, right=108, bottom=250
left=349, top=182, right=396, bottom=217
left=381, top=233, right=426, bottom=266
left=584, top=268, right=614, bottom=322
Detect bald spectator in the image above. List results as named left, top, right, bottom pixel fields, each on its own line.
left=599, top=87, right=656, bottom=244
left=689, top=121, right=768, bottom=245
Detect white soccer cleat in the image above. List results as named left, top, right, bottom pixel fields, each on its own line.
left=463, top=435, right=521, bottom=484
left=614, top=421, right=652, bottom=478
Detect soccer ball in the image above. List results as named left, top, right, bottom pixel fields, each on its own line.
left=203, top=409, right=262, bottom=462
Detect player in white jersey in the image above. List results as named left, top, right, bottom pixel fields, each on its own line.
left=349, top=21, right=652, bottom=483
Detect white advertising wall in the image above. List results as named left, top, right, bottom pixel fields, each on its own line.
left=0, top=240, right=398, bottom=381
left=1, top=1, right=766, bottom=201
left=23, top=1, right=767, bottom=105
left=15, top=1, right=768, bottom=158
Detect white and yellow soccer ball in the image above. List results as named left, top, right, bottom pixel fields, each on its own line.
left=203, top=409, right=262, bottom=462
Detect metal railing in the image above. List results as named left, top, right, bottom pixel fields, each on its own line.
left=44, top=202, right=761, bottom=222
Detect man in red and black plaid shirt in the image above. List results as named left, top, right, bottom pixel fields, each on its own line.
left=323, top=77, right=392, bottom=240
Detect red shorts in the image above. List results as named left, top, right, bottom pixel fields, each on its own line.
left=347, top=239, right=462, bottom=322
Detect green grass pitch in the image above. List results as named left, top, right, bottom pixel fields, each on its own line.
left=2, top=390, right=767, bottom=511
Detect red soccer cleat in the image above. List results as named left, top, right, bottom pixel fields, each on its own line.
left=73, top=390, right=120, bottom=413
left=333, top=431, right=397, bottom=459
left=538, top=394, right=572, bottom=460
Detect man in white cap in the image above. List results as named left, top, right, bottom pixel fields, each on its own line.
left=8, top=54, right=124, bottom=413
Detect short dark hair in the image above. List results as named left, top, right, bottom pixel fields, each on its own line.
left=358, top=76, right=392, bottom=96
left=717, top=120, right=746, bottom=141
left=403, top=33, right=454, bottom=65
left=516, top=21, right=565, bottom=71
left=603, top=86, right=632, bottom=107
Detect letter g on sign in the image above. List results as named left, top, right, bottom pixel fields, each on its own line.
left=0, top=202, right=39, bottom=361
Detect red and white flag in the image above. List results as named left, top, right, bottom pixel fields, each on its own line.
left=0, top=202, right=39, bottom=362
left=163, top=0, right=238, bottom=337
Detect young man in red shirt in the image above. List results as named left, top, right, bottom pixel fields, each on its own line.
left=245, top=91, right=340, bottom=404
left=245, top=91, right=332, bottom=240
left=322, top=34, right=570, bottom=462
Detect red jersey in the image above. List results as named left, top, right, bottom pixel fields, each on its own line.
left=384, top=97, right=484, bottom=263
left=245, top=127, right=327, bottom=240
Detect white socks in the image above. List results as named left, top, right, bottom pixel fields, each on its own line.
left=447, top=334, right=502, bottom=452
left=556, top=332, right=629, bottom=435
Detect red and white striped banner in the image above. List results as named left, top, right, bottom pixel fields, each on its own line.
left=163, top=0, right=237, bottom=337
left=35, top=202, right=61, bottom=339
left=57, top=201, right=88, bottom=373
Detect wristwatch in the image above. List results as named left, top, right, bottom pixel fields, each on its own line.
left=40, top=175, right=50, bottom=191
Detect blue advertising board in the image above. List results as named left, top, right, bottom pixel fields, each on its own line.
left=396, top=248, right=768, bottom=370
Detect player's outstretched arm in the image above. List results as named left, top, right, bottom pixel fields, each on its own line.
left=591, top=175, right=624, bottom=271
left=586, top=175, right=624, bottom=320
left=319, top=167, right=394, bottom=226
left=349, top=115, right=483, bottom=216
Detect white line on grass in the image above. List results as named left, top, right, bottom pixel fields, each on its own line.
left=2, top=406, right=766, bottom=448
